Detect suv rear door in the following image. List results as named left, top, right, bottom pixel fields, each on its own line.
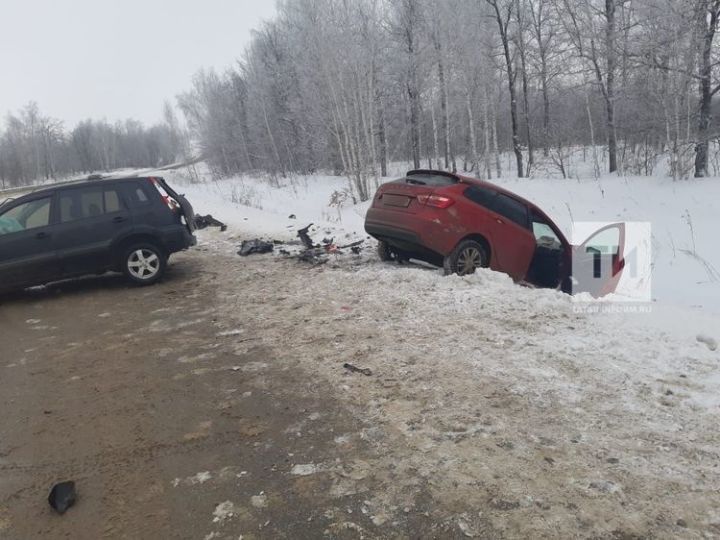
left=0, top=195, right=58, bottom=288
left=52, top=184, right=133, bottom=276
left=150, top=177, right=196, bottom=233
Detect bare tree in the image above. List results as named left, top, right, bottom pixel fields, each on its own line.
left=486, top=0, right=525, bottom=177
left=694, top=0, right=720, bottom=177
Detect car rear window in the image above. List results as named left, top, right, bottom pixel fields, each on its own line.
left=404, top=171, right=458, bottom=187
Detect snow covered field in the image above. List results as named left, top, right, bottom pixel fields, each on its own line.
left=206, top=230, right=720, bottom=537
left=160, top=163, right=720, bottom=335
left=177, top=161, right=720, bottom=535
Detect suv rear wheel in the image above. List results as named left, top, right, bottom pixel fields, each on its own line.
left=122, top=243, right=167, bottom=285
left=444, top=240, right=488, bottom=276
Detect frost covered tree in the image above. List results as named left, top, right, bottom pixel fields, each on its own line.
left=6, top=0, right=720, bottom=188
left=0, top=103, right=184, bottom=187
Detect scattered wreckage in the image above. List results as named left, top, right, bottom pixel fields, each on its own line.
left=237, top=223, right=364, bottom=265
left=194, top=214, right=227, bottom=232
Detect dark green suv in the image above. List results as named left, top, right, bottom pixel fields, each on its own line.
left=0, top=176, right=196, bottom=292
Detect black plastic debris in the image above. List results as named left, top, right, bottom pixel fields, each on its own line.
left=343, top=363, right=372, bottom=376
left=48, top=481, right=77, bottom=514
left=298, top=249, right=329, bottom=265
left=194, top=214, right=228, bottom=232
left=297, top=224, right=317, bottom=250
left=340, top=240, right=364, bottom=251
left=288, top=214, right=296, bottom=219
left=292, top=224, right=365, bottom=265
left=238, top=239, right=275, bottom=256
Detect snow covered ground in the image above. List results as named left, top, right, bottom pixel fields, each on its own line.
left=206, top=233, right=720, bottom=537
left=181, top=158, right=720, bottom=534
left=159, top=162, right=720, bottom=341
left=3, top=160, right=720, bottom=535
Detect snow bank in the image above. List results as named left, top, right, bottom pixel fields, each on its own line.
left=163, top=166, right=720, bottom=324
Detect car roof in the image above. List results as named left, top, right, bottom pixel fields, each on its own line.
left=11, top=176, right=156, bottom=199
left=406, top=169, right=545, bottom=212
left=452, top=173, right=538, bottom=209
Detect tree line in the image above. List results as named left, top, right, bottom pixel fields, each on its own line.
left=0, top=102, right=186, bottom=189
left=177, top=0, right=720, bottom=200
left=3, top=0, right=720, bottom=195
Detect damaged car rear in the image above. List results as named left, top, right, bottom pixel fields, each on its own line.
left=365, top=170, right=625, bottom=297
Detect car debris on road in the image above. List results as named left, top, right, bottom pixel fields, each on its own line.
left=236, top=223, right=364, bottom=266
left=238, top=239, right=275, bottom=256
left=295, top=223, right=364, bottom=265
left=343, top=363, right=372, bottom=376
left=48, top=481, right=77, bottom=514
left=194, top=214, right=228, bottom=231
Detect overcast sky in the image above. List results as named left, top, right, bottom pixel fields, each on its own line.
left=0, top=0, right=277, bottom=127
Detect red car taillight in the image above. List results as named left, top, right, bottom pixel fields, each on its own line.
left=417, top=194, right=455, bottom=209
left=163, top=195, right=180, bottom=212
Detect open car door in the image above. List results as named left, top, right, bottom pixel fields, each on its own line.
left=571, top=223, right=626, bottom=297
left=151, top=177, right=196, bottom=233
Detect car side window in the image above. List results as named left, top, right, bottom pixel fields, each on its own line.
left=104, top=190, right=121, bottom=213
left=0, top=198, right=52, bottom=236
left=494, top=194, right=529, bottom=229
left=131, top=185, right=151, bottom=205
left=532, top=220, right=562, bottom=250
left=584, top=226, right=620, bottom=255
left=464, top=185, right=497, bottom=209
left=59, top=187, right=123, bottom=223
left=465, top=186, right=529, bottom=229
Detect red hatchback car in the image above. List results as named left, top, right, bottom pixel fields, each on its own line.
left=365, top=170, right=625, bottom=297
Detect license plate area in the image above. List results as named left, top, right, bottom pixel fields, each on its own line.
left=382, top=194, right=412, bottom=208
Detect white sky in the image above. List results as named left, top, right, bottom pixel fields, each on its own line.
left=0, top=0, right=277, bottom=127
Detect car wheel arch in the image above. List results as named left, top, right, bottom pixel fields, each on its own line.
left=454, top=234, right=492, bottom=265
left=113, top=234, right=167, bottom=267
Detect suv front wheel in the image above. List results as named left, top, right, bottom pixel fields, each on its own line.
left=122, top=243, right=167, bottom=286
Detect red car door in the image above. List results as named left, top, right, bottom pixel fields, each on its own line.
left=462, top=186, right=536, bottom=281
left=485, top=193, right=536, bottom=281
